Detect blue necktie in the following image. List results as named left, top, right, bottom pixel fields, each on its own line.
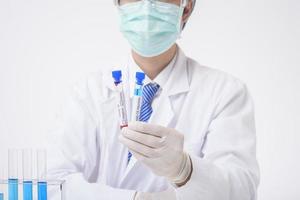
left=128, top=83, right=160, bottom=163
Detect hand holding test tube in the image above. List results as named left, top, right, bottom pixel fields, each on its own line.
left=112, top=70, right=145, bottom=164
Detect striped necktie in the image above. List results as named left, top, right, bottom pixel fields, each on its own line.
left=128, top=83, right=160, bottom=163
left=139, top=83, right=160, bottom=122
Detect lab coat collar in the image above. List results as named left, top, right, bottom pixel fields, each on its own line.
left=128, top=50, right=177, bottom=98
left=103, top=46, right=190, bottom=99
left=163, top=46, right=190, bottom=97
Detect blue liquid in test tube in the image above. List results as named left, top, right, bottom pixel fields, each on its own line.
left=23, top=149, right=33, bottom=200
left=37, top=150, right=47, bottom=200
left=0, top=167, right=5, bottom=200
left=23, top=180, right=33, bottom=200
left=8, top=178, right=18, bottom=200
left=8, top=149, right=19, bottom=200
left=38, top=182, right=47, bottom=200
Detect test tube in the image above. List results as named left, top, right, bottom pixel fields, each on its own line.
left=0, top=183, right=3, bottom=200
left=131, top=72, right=145, bottom=121
left=0, top=187, right=4, bottom=200
left=8, top=149, right=18, bottom=200
left=112, top=70, right=129, bottom=129
left=0, top=165, right=4, bottom=200
left=23, top=149, right=33, bottom=200
left=37, top=150, right=47, bottom=200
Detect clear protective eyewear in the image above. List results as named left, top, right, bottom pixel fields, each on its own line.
left=114, top=0, right=187, bottom=8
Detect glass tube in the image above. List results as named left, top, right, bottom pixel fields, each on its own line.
left=8, top=149, right=18, bottom=200
left=131, top=72, right=145, bottom=121
left=0, top=165, right=4, bottom=200
left=112, top=70, right=128, bottom=129
left=23, top=149, right=33, bottom=200
left=115, top=82, right=128, bottom=128
left=37, top=150, right=47, bottom=200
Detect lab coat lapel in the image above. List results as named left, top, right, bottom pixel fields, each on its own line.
left=149, top=94, right=174, bottom=126
left=150, top=47, right=190, bottom=128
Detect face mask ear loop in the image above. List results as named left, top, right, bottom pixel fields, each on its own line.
left=178, top=5, right=185, bottom=39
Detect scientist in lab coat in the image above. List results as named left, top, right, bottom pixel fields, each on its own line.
left=47, top=0, right=260, bottom=199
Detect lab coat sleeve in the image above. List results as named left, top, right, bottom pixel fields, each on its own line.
left=47, top=82, right=135, bottom=200
left=175, top=80, right=259, bottom=200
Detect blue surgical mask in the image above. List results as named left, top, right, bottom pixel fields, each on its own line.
left=118, top=1, right=184, bottom=57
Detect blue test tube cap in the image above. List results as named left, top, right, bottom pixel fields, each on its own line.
left=112, top=70, right=122, bottom=83
left=136, top=72, right=145, bottom=85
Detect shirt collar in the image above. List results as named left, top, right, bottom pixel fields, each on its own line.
left=128, top=51, right=178, bottom=98
left=103, top=46, right=190, bottom=100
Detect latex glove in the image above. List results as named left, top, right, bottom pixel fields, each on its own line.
left=119, top=121, right=192, bottom=184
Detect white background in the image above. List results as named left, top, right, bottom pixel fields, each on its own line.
left=0, top=0, right=299, bottom=199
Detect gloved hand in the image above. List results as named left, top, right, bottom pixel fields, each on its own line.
left=119, top=121, right=192, bottom=184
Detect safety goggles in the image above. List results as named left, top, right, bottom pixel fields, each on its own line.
left=114, top=0, right=188, bottom=7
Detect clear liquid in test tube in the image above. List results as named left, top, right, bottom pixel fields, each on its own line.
left=37, top=150, right=47, bottom=200
left=23, top=149, right=33, bottom=200
left=8, top=149, right=19, bottom=200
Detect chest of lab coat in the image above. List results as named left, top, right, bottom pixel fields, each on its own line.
left=47, top=48, right=259, bottom=200
left=97, top=54, right=216, bottom=192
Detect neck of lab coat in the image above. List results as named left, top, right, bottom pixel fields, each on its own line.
left=131, top=44, right=178, bottom=80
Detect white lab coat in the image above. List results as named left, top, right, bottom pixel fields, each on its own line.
left=47, top=47, right=259, bottom=200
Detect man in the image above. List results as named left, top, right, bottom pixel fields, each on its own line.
left=48, top=0, right=259, bottom=199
